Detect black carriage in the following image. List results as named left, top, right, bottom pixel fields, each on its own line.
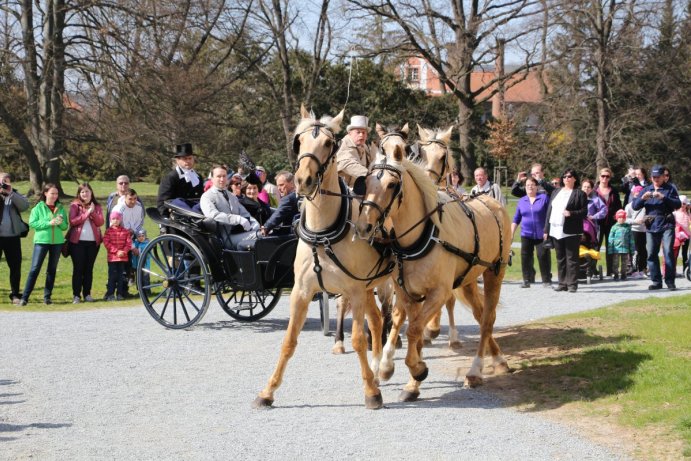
left=137, top=200, right=301, bottom=329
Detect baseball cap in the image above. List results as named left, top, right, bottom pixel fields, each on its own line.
left=650, top=165, right=664, bottom=177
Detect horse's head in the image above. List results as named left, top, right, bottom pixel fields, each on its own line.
left=417, top=125, right=454, bottom=185
left=353, top=152, right=404, bottom=241
left=293, top=105, right=344, bottom=197
left=376, top=123, right=410, bottom=163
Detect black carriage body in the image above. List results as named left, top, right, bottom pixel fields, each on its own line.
left=140, top=201, right=297, bottom=328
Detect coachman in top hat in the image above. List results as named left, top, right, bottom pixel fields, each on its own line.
left=157, top=142, right=205, bottom=215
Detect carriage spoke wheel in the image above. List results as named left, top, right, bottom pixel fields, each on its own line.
left=216, top=284, right=282, bottom=322
left=138, top=234, right=211, bottom=329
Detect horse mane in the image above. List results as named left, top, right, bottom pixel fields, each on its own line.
left=399, top=158, right=443, bottom=228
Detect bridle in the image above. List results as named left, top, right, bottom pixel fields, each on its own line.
left=293, top=122, right=339, bottom=199
left=418, top=138, right=450, bottom=185
left=359, top=159, right=403, bottom=236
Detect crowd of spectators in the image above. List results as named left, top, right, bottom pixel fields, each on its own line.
left=510, top=162, right=685, bottom=292
left=2, top=135, right=688, bottom=304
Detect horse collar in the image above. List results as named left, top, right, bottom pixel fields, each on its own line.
left=392, top=219, right=438, bottom=261
left=296, top=177, right=351, bottom=246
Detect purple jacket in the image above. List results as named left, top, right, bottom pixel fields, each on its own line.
left=513, top=193, right=550, bottom=240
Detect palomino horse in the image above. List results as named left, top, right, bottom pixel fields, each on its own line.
left=354, top=129, right=511, bottom=401
left=254, top=107, right=392, bottom=410
left=414, top=125, right=461, bottom=349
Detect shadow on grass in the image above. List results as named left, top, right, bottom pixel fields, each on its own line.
left=468, top=325, right=653, bottom=412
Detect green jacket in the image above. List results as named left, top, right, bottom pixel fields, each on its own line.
left=29, top=201, right=69, bottom=244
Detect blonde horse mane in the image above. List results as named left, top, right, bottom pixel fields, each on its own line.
left=386, top=157, right=444, bottom=229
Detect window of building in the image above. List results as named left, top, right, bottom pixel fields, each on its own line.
left=408, top=67, right=419, bottom=82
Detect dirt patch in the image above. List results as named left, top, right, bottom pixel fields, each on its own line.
left=433, top=321, right=685, bottom=460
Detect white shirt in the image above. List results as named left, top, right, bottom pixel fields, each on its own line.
left=549, top=189, right=573, bottom=240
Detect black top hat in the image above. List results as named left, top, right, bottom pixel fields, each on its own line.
left=175, top=143, right=193, bottom=157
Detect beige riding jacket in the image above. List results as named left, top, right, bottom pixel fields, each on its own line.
left=336, top=136, right=373, bottom=187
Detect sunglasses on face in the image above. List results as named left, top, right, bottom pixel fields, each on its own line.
left=600, top=174, right=610, bottom=178
left=562, top=175, right=574, bottom=179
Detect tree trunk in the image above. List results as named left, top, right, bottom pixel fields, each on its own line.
left=457, top=99, right=475, bottom=184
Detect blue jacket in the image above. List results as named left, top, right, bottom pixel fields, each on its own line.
left=631, top=183, right=681, bottom=232
left=513, top=193, right=550, bottom=240
left=264, top=192, right=299, bottom=235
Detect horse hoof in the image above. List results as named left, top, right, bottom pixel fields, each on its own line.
left=332, top=343, right=346, bottom=355
left=423, top=338, right=432, bottom=346
left=428, top=329, right=441, bottom=339
left=395, top=335, right=403, bottom=349
left=464, top=375, right=483, bottom=388
left=365, top=392, right=383, bottom=410
left=379, top=366, right=395, bottom=381
left=495, top=362, right=512, bottom=374
left=413, top=366, right=429, bottom=382
left=398, top=389, right=420, bottom=402
left=449, top=341, right=462, bottom=350
left=252, top=396, right=274, bottom=409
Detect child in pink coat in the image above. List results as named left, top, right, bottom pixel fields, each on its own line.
left=103, top=210, right=132, bottom=300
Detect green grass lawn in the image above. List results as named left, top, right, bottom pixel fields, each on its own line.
left=493, top=295, right=691, bottom=458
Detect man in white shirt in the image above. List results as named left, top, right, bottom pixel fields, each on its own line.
left=470, top=167, right=506, bottom=206
left=200, top=165, right=259, bottom=249
left=116, top=189, right=145, bottom=236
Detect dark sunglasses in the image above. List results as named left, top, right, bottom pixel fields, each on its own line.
left=600, top=174, right=611, bottom=178
left=562, top=174, right=574, bottom=179
left=230, top=182, right=241, bottom=186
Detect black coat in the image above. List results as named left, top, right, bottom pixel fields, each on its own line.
left=263, top=192, right=299, bottom=235
left=157, top=167, right=204, bottom=215
left=543, top=188, right=588, bottom=236
left=239, top=196, right=273, bottom=225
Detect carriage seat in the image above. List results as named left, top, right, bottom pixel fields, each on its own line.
left=147, top=199, right=217, bottom=234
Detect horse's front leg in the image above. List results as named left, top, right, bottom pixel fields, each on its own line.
left=254, top=288, right=314, bottom=408
left=422, top=310, right=442, bottom=343
left=445, top=296, right=462, bottom=349
left=332, top=296, right=348, bottom=354
left=379, top=300, right=407, bottom=381
left=350, top=291, right=383, bottom=409
left=364, top=290, right=383, bottom=380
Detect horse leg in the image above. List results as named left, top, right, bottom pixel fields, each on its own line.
left=332, top=296, right=347, bottom=355
left=254, top=289, right=314, bottom=408
left=364, top=290, right=383, bottom=381
left=379, top=301, right=407, bottom=381
left=350, top=291, right=383, bottom=409
left=462, top=274, right=508, bottom=387
left=445, top=296, right=462, bottom=350
left=422, top=310, right=442, bottom=344
left=379, top=280, right=402, bottom=348
left=399, top=337, right=424, bottom=402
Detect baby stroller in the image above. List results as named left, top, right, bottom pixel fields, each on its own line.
left=578, top=218, right=603, bottom=284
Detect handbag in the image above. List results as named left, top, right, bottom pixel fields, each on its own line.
left=18, top=218, right=29, bottom=237
left=61, top=228, right=72, bottom=258
left=542, top=237, right=555, bottom=250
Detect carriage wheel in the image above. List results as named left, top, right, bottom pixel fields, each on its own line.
left=318, top=293, right=330, bottom=336
left=137, top=234, right=211, bottom=329
left=216, top=285, right=282, bottom=321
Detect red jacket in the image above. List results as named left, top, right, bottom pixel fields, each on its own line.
left=69, top=201, right=105, bottom=245
left=103, top=225, right=132, bottom=262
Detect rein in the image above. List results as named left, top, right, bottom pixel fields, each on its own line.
left=294, top=123, right=339, bottom=200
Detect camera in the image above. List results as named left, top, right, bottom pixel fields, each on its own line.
left=1, top=182, right=11, bottom=191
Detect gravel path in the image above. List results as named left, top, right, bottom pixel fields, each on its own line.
left=1, top=275, right=686, bottom=460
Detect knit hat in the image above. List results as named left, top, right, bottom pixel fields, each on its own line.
left=110, top=210, right=123, bottom=221
left=136, top=229, right=147, bottom=238
left=615, top=209, right=627, bottom=220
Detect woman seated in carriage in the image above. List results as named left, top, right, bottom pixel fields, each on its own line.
left=200, top=165, right=260, bottom=250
